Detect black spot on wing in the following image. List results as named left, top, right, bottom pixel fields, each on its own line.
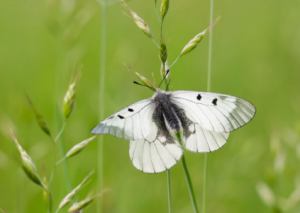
left=118, top=115, right=125, bottom=119
left=212, top=98, right=218, bottom=105
left=128, top=108, right=134, bottom=112
left=197, top=94, right=202, bottom=101
left=107, top=116, right=114, bottom=120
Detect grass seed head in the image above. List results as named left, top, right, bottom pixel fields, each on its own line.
left=66, top=190, right=107, bottom=213
left=63, top=65, right=81, bottom=120
left=66, top=136, right=98, bottom=158
left=159, top=40, right=168, bottom=64
left=26, top=95, right=51, bottom=138
left=161, top=0, right=169, bottom=21
left=63, top=82, right=76, bottom=120
left=181, top=16, right=221, bottom=56
left=132, top=12, right=153, bottom=38
left=122, top=1, right=152, bottom=38
left=181, top=30, right=206, bottom=56
left=10, top=130, right=47, bottom=190
left=67, top=197, right=93, bottom=212
left=124, top=63, right=156, bottom=91
left=58, top=170, right=95, bottom=209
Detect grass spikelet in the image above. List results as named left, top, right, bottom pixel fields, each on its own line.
left=26, top=94, right=51, bottom=138
left=66, top=190, right=108, bottom=213
left=181, top=30, right=206, bottom=56
left=181, top=16, right=221, bottom=56
left=159, top=39, right=168, bottom=64
left=63, top=65, right=82, bottom=120
left=58, top=170, right=95, bottom=210
left=122, top=1, right=153, bottom=38
left=124, top=63, right=156, bottom=91
left=10, top=130, right=47, bottom=191
left=66, top=135, right=98, bottom=158
left=160, top=0, right=169, bottom=21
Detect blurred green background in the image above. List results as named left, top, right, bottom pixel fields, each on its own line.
left=0, top=0, right=300, bottom=212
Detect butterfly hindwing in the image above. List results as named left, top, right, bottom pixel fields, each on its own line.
left=184, top=123, right=229, bottom=153
left=129, top=112, right=183, bottom=173
left=173, top=101, right=230, bottom=153
left=171, top=91, right=256, bottom=133
left=91, top=99, right=155, bottom=140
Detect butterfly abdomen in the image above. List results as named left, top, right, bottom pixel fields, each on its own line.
left=153, top=91, right=181, bottom=133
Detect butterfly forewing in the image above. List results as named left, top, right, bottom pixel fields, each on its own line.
left=171, top=91, right=256, bottom=133
left=91, top=89, right=256, bottom=173
left=91, top=99, right=155, bottom=140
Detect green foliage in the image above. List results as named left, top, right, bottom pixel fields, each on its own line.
left=0, top=0, right=299, bottom=213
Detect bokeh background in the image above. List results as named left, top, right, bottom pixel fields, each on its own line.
left=1, top=0, right=300, bottom=212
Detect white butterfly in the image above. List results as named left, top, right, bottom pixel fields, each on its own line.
left=91, top=89, right=256, bottom=173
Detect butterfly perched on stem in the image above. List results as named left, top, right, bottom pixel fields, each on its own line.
left=91, top=82, right=255, bottom=173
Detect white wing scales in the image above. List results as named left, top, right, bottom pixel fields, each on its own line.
left=91, top=99, right=155, bottom=140
left=184, top=123, right=229, bottom=153
left=91, top=89, right=255, bottom=173
left=129, top=123, right=183, bottom=173
left=172, top=91, right=256, bottom=133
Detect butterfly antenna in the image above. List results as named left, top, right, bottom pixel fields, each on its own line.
left=158, top=70, right=170, bottom=89
left=165, top=79, right=171, bottom=91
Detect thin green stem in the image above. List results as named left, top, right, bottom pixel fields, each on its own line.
left=207, top=0, right=214, bottom=93
left=167, top=170, right=172, bottom=213
left=160, top=21, right=163, bottom=38
left=54, top=121, right=66, bottom=143
left=203, top=1, right=214, bottom=213
left=53, top=34, right=72, bottom=193
left=151, top=37, right=160, bottom=48
left=49, top=139, right=56, bottom=185
left=181, top=155, right=199, bottom=213
left=97, top=3, right=108, bottom=213
left=56, top=119, right=72, bottom=192
left=155, top=1, right=161, bottom=24
left=202, top=153, right=208, bottom=213
left=169, top=55, right=181, bottom=69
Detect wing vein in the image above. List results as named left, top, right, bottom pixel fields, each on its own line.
left=200, top=127, right=211, bottom=152
left=207, top=106, right=227, bottom=132
left=214, top=106, right=235, bottom=130
left=221, top=102, right=243, bottom=126
left=154, top=140, right=167, bottom=170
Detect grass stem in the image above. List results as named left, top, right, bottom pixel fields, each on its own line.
left=55, top=121, right=66, bottom=143
left=181, top=155, right=199, bottom=213
left=167, top=170, right=172, bottom=213
left=151, top=37, right=160, bottom=48
left=202, top=153, right=208, bottom=213
left=203, top=1, right=214, bottom=213
left=56, top=119, right=72, bottom=192
left=97, top=3, right=108, bottom=213
left=155, top=1, right=161, bottom=24
left=169, top=55, right=181, bottom=69
left=53, top=37, right=72, bottom=193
